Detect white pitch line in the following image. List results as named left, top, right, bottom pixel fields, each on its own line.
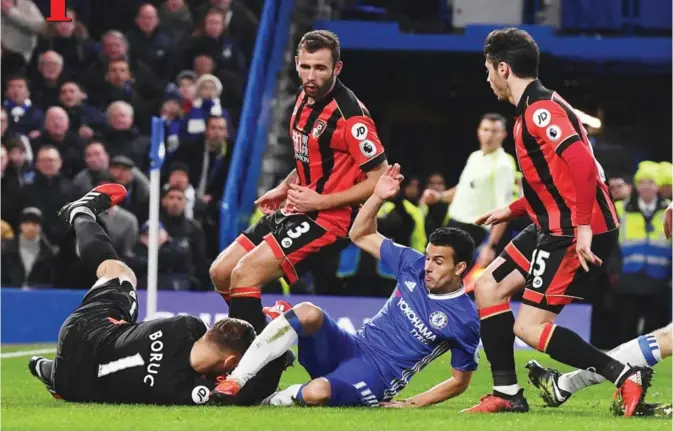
left=1, top=348, right=56, bottom=359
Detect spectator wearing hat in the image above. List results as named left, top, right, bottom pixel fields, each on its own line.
left=94, top=173, right=139, bottom=258
left=109, top=155, right=150, bottom=222
left=613, top=161, right=672, bottom=343
left=125, top=220, right=193, bottom=290
left=3, top=75, right=43, bottom=138
left=74, top=140, right=151, bottom=192
left=58, top=81, right=106, bottom=140
left=160, top=186, right=208, bottom=289
left=180, top=73, right=232, bottom=144
left=1, top=207, right=55, bottom=288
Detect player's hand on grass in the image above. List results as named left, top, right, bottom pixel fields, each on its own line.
left=576, top=224, right=602, bottom=272
left=475, top=206, right=512, bottom=226
left=374, top=163, right=404, bottom=201
left=380, top=399, right=416, bottom=408
left=255, top=185, right=289, bottom=214
left=664, top=202, right=672, bottom=239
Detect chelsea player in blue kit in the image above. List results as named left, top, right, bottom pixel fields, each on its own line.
left=212, top=164, right=481, bottom=407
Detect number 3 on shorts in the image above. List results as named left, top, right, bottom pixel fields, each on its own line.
left=287, top=221, right=310, bottom=239
left=529, top=249, right=550, bottom=289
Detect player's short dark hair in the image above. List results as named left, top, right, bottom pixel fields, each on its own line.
left=481, top=112, right=507, bottom=127
left=484, top=28, right=539, bottom=79
left=428, top=227, right=475, bottom=269
left=206, top=318, right=256, bottom=355
left=297, top=30, right=340, bottom=66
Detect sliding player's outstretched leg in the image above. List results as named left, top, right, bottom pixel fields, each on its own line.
left=528, top=323, right=671, bottom=411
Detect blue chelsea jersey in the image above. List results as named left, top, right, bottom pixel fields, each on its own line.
left=355, top=239, right=480, bottom=397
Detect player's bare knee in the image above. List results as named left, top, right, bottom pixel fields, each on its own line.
left=209, top=258, right=231, bottom=292
left=473, top=272, right=498, bottom=306
left=293, top=302, right=324, bottom=332
left=96, top=260, right=137, bottom=289
left=209, top=244, right=246, bottom=292
left=300, top=378, right=331, bottom=405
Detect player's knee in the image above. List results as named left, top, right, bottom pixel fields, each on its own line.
left=96, top=260, right=137, bottom=289
left=209, top=259, right=231, bottom=292
left=473, top=272, right=497, bottom=300
left=300, top=378, right=331, bottom=405
left=293, top=302, right=324, bottom=329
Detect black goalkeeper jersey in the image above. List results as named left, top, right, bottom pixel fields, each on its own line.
left=55, top=315, right=216, bottom=405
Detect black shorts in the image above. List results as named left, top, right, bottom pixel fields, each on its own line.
left=53, top=278, right=138, bottom=400
left=493, top=224, right=618, bottom=314
left=237, top=211, right=350, bottom=284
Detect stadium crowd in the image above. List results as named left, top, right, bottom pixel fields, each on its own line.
left=0, top=0, right=260, bottom=290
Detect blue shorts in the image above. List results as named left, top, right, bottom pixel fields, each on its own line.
left=298, top=312, right=388, bottom=407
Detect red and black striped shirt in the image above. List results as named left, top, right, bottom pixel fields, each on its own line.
left=288, top=79, right=386, bottom=236
left=511, top=80, right=618, bottom=236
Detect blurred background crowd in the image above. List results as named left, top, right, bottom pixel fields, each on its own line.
left=0, top=0, right=671, bottom=350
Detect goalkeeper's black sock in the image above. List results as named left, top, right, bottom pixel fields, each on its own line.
left=540, top=323, right=629, bottom=385
left=73, top=212, right=119, bottom=271
left=479, top=303, right=519, bottom=393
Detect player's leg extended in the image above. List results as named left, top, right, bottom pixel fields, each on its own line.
left=465, top=227, right=533, bottom=413
left=528, top=323, right=671, bottom=406
left=514, top=303, right=652, bottom=416
left=212, top=302, right=325, bottom=401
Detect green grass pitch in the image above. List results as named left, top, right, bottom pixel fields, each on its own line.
left=2, top=344, right=671, bottom=431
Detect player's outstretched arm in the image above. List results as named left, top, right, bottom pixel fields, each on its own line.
left=349, top=163, right=404, bottom=260
left=381, top=369, right=472, bottom=408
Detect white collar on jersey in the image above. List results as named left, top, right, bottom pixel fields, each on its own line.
left=427, top=286, right=465, bottom=300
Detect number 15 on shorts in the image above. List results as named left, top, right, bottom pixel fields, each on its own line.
left=529, top=249, right=550, bottom=289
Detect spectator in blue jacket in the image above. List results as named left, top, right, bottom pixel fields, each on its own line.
left=3, top=75, right=43, bottom=138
